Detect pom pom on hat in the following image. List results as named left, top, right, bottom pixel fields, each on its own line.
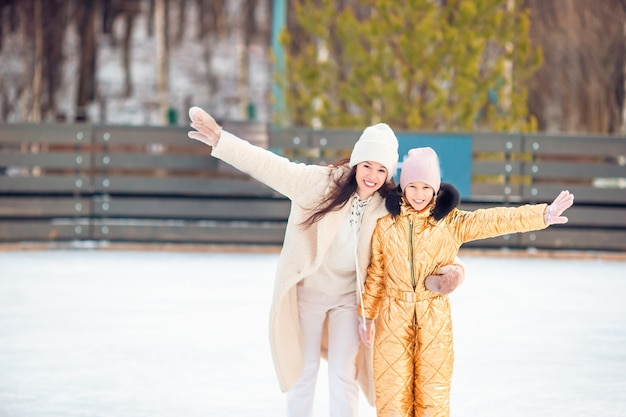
left=349, top=123, right=399, bottom=181
left=400, top=147, right=441, bottom=193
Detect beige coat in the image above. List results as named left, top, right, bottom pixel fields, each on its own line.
left=361, top=202, right=548, bottom=417
left=211, top=130, right=386, bottom=403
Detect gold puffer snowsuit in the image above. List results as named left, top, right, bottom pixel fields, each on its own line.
left=360, top=202, right=548, bottom=417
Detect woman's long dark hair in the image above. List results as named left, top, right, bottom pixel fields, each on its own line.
left=301, top=158, right=397, bottom=227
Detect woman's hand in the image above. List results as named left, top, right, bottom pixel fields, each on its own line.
left=359, top=319, right=375, bottom=348
left=425, top=264, right=465, bottom=295
left=188, top=106, right=222, bottom=147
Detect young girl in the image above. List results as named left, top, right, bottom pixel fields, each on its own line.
left=187, top=109, right=465, bottom=417
left=359, top=147, right=574, bottom=417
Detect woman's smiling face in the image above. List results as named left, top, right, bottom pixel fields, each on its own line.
left=355, top=161, right=388, bottom=199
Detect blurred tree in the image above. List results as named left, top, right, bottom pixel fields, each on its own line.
left=147, top=0, right=154, bottom=35
left=173, top=0, right=187, bottom=45
left=0, top=0, right=71, bottom=122
left=103, top=0, right=141, bottom=98
left=196, top=0, right=226, bottom=39
left=0, top=1, right=5, bottom=54
left=0, top=0, right=273, bottom=124
left=75, top=0, right=99, bottom=122
left=155, top=0, right=169, bottom=124
left=31, top=0, right=42, bottom=122
left=44, top=0, right=69, bottom=120
left=17, top=0, right=30, bottom=119
left=525, top=0, right=626, bottom=134
left=0, top=0, right=21, bottom=120
left=121, top=3, right=140, bottom=98
left=280, top=0, right=542, bottom=131
left=239, top=0, right=260, bottom=118
left=195, top=0, right=227, bottom=100
left=0, top=0, right=18, bottom=51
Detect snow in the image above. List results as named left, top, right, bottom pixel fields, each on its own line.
left=0, top=250, right=625, bottom=416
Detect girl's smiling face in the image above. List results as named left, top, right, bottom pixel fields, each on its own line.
left=404, top=181, right=435, bottom=212
left=355, top=161, right=388, bottom=199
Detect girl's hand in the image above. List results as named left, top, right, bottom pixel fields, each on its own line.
left=545, top=190, right=575, bottom=225
left=188, top=106, right=222, bottom=147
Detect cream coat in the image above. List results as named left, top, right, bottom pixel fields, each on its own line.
left=211, top=130, right=386, bottom=403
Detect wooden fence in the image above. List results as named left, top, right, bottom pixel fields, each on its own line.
left=1, top=123, right=625, bottom=252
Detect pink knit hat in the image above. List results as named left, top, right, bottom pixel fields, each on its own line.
left=400, top=147, right=441, bottom=192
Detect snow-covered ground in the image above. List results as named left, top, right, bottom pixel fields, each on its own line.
left=0, top=250, right=625, bottom=417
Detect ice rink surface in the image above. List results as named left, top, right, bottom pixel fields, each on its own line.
left=1, top=249, right=625, bottom=417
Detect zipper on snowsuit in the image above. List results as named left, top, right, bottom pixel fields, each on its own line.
left=409, top=219, right=418, bottom=326
left=409, top=219, right=415, bottom=289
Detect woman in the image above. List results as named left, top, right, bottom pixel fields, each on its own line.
left=187, top=107, right=465, bottom=417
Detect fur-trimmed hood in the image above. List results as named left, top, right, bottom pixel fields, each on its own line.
left=385, top=182, right=460, bottom=220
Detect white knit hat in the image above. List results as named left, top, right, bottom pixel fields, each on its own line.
left=349, top=123, right=399, bottom=181
left=400, top=147, right=441, bottom=192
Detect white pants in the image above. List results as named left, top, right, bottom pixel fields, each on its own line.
left=286, top=286, right=361, bottom=417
